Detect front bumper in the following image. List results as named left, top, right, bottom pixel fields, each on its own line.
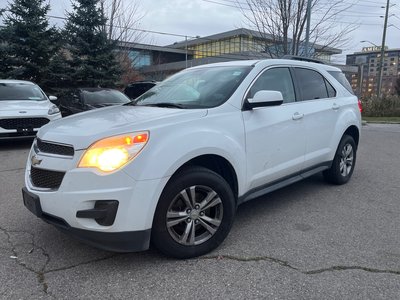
left=23, top=143, right=170, bottom=252
left=22, top=187, right=151, bottom=252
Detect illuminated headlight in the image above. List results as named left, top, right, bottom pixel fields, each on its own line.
left=48, top=105, right=60, bottom=115
left=78, top=131, right=149, bottom=172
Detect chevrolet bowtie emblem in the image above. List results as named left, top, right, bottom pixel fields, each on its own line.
left=31, top=155, right=42, bottom=166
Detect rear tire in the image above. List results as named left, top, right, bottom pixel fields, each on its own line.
left=323, top=135, right=356, bottom=185
left=151, top=166, right=235, bottom=259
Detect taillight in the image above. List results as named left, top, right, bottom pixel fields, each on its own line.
left=358, top=99, right=363, bottom=113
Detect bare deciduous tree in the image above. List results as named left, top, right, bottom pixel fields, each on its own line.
left=236, top=0, right=358, bottom=59
left=100, top=0, right=145, bottom=43
left=100, top=0, right=146, bottom=85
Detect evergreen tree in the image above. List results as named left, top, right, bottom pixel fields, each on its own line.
left=0, top=0, right=58, bottom=86
left=43, top=50, right=74, bottom=95
left=64, top=0, right=121, bottom=87
left=0, top=32, right=14, bottom=78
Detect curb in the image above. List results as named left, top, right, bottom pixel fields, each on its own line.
left=362, top=121, right=400, bottom=125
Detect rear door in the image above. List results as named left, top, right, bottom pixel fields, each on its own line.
left=242, top=67, right=306, bottom=190
left=292, top=67, right=339, bottom=170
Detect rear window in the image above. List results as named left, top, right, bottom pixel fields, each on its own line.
left=328, top=71, right=354, bottom=94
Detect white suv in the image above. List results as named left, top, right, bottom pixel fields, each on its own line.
left=22, top=59, right=361, bottom=258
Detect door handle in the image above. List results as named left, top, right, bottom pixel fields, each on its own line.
left=332, top=103, right=340, bottom=111
left=292, top=112, right=304, bottom=120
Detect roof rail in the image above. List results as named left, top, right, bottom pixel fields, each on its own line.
left=280, top=55, right=326, bottom=64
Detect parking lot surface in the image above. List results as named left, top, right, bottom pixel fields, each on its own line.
left=0, top=123, right=399, bottom=299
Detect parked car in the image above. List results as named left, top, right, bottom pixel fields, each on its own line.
left=58, top=88, right=131, bottom=117
left=0, top=80, right=61, bottom=139
left=124, top=81, right=157, bottom=100
left=22, top=58, right=362, bottom=258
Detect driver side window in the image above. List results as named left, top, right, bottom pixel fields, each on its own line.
left=248, top=68, right=295, bottom=103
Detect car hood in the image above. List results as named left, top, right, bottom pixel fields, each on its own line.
left=37, top=105, right=208, bottom=149
left=0, top=100, right=52, bottom=112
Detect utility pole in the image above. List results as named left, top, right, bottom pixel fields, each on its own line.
left=185, top=35, right=188, bottom=68
left=377, top=0, right=390, bottom=98
left=304, top=0, right=312, bottom=57
left=358, top=64, right=365, bottom=97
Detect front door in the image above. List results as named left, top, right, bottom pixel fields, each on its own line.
left=242, top=67, right=306, bottom=191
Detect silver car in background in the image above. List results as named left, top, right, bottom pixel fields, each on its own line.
left=0, top=80, right=61, bottom=139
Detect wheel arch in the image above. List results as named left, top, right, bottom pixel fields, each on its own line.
left=169, top=154, right=239, bottom=202
left=343, top=125, right=360, bottom=148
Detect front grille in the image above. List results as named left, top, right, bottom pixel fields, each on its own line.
left=0, top=118, right=49, bottom=130
left=37, top=139, right=74, bottom=156
left=30, top=167, right=65, bottom=189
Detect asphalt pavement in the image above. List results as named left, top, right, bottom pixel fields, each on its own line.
left=0, top=123, right=399, bottom=299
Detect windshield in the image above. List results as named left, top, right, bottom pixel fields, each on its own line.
left=82, top=90, right=131, bottom=105
left=0, top=83, right=46, bottom=101
left=133, top=66, right=252, bottom=108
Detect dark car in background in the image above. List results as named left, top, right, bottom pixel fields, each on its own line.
left=58, top=88, right=131, bottom=117
left=124, top=81, right=157, bottom=100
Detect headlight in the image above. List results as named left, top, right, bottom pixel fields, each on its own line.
left=78, top=131, right=149, bottom=172
left=48, top=105, right=60, bottom=115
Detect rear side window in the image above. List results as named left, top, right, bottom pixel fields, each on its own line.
left=327, top=71, right=354, bottom=94
left=326, top=80, right=336, bottom=98
left=294, top=68, right=331, bottom=100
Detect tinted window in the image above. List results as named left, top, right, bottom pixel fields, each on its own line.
left=325, top=80, right=336, bottom=97
left=60, top=91, right=80, bottom=106
left=327, top=71, right=354, bottom=94
left=248, top=67, right=295, bottom=103
left=0, top=83, right=46, bottom=101
left=125, top=83, right=156, bottom=99
left=82, top=90, right=131, bottom=105
left=295, top=68, right=328, bottom=100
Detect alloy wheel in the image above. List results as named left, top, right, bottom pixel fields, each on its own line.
left=339, top=143, right=354, bottom=177
left=166, top=185, right=223, bottom=246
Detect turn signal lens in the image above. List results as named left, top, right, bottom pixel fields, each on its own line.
left=78, top=131, right=149, bottom=172
left=358, top=99, right=363, bottom=113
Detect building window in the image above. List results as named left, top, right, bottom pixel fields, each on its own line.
left=128, top=50, right=151, bottom=67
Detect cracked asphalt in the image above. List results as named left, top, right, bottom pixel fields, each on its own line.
left=0, top=123, right=399, bottom=299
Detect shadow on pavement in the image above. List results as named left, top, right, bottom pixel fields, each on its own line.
left=0, top=138, right=34, bottom=150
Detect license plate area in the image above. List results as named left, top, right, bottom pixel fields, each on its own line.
left=22, top=188, right=43, bottom=217
left=17, top=126, right=34, bottom=135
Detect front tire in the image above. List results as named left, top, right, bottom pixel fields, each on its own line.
left=323, top=135, right=357, bottom=185
left=151, top=167, right=236, bottom=259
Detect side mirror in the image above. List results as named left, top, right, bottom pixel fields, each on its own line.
left=48, top=95, right=59, bottom=105
left=245, top=90, right=284, bottom=109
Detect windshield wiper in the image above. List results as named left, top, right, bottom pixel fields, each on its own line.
left=141, top=102, right=186, bottom=109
